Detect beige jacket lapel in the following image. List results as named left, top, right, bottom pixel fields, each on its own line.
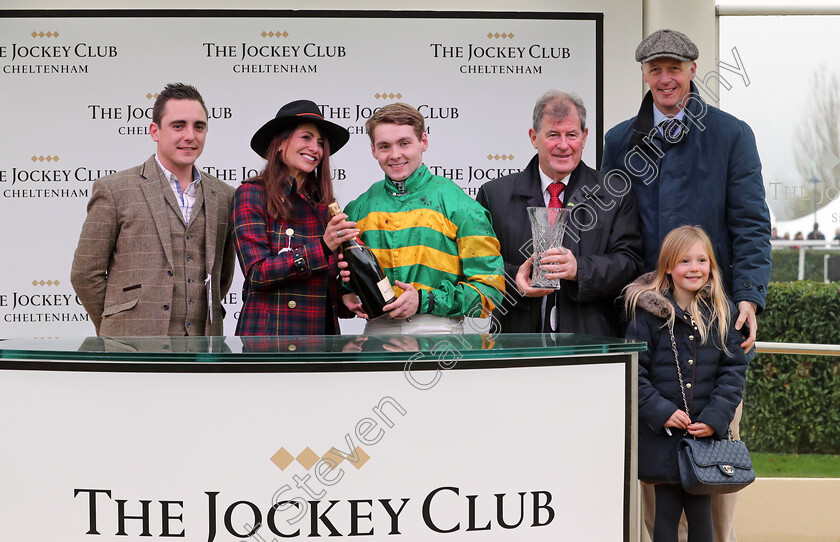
left=202, top=174, right=219, bottom=278
left=138, top=156, right=175, bottom=269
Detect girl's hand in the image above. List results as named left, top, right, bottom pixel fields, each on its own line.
left=324, top=213, right=358, bottom=252
left=687, top=422, right=715, bottom=438
left=664, top=409, right=691, bottom=430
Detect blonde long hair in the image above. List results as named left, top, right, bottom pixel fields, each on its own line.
left=625, top=226, right=731, bottom=351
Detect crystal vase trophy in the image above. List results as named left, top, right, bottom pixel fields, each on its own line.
left=527, top=207, right=570, bottom=289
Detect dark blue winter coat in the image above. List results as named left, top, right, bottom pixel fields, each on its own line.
left=602, top=84, right=771, bottom=310
left=625, top=274, right=747, bottom=483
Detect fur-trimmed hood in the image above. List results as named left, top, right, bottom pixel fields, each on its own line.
left=625, top=271, right=712, bottom=320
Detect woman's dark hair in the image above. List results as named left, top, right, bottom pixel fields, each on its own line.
left=252, top=125, right=334, bottom=222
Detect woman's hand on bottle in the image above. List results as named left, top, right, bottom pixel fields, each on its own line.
left=337, top=253, right=351, bottom=283
left=324, top=213, right=359, bottom=252
left=342, top=293, right=368, bottom=319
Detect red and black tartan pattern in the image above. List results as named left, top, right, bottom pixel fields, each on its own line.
left=240, top=335, right=328, bottom=353
left=231, top=181, right=342, bottom=335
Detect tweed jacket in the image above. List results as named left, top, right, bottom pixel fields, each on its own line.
left=71, top=155, right=236, bottom=336
left=625, top=273, right=747, bottom=483
left=231, top=179, right=343, bottom=336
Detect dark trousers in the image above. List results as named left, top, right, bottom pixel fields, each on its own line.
left=654, top=484, right=713, bottom=542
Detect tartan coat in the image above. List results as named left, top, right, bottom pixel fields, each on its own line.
left=70, top=155, right=235, bottom=336
left=231, top=179, right=342, bottom=335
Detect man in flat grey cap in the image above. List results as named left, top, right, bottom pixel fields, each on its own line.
left=601, top=29, right=770, bottom=542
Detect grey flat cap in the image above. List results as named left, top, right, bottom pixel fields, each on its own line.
left=635, top=29, right=699, bottom=63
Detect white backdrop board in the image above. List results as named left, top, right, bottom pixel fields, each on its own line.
left=0, top=10, right=603, bottom=337
left=0, top=346, right=633, bottom=541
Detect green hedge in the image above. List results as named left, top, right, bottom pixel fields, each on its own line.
left=742, top=281, right=840, bottom=453
left=769, top=249, right=838, bottom=282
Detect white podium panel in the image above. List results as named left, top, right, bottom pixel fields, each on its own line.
left=0, top=336, right=636, bottom=541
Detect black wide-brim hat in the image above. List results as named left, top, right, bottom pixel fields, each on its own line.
left=250, top=99, right=351, bottom=159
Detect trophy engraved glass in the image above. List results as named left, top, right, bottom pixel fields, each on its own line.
left=527, top=206, right=570, bottom=289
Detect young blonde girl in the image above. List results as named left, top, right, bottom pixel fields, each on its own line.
left=624, top=225, right=747, bottom=542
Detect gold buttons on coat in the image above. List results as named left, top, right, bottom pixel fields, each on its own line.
left=689, top=335, right=694, bottom=341
left=288, top=300, right=297, bottom=309
left=686, top=383, right=692, bottom=389
left=688, top=359, right=694, bottom=365
left=288, top=344, right=297, bottom=351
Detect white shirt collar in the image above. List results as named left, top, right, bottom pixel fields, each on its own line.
left=538, top=164, right=570, bottom=205
left=652, top=104, right=686, bottom=127
left=154, top=154, right=201, bottom=186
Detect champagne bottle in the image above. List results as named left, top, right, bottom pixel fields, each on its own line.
left=329, top=202, right=397, bottom=319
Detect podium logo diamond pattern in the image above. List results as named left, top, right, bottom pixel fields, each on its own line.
left=270, top=445, right=370, bottom=471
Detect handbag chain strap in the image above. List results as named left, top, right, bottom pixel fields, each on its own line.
left=667, top=320, right=691, bottom=418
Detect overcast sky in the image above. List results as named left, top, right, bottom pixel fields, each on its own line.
left=718, top=9, right=840, bottom=230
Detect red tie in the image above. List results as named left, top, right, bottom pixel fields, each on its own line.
left=548, top=182, right=565, bottom=209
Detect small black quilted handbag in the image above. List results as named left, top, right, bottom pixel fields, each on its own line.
left=668, top=322, right=756, bottom=495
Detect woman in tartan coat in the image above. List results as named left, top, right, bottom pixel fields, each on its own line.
left=232, top=100, right=355, bottom=335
